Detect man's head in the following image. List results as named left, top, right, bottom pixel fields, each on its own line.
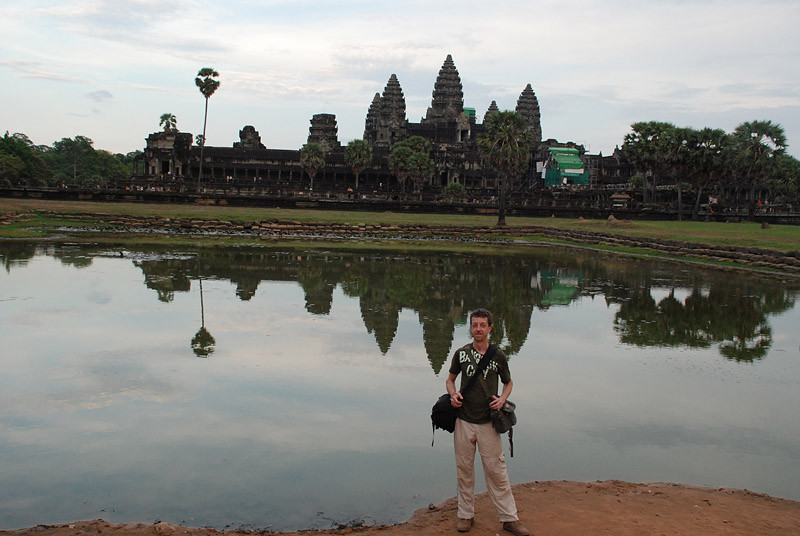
left=470, top=309, right=493, bottom=327
left=469, top=309, right=493, bottom=341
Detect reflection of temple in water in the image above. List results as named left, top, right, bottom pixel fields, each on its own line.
left=5, top=243, right=791, bottom=368
left=125, top=247, right=799, bottom=365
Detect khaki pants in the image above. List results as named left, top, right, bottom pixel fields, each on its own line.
left=454, top=418, right=519, bottom=522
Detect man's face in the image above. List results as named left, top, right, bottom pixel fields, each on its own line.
left=470, top=316, right=492, bottom=341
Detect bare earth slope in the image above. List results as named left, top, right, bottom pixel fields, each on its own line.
left=4, top=480, right=799, bottom=536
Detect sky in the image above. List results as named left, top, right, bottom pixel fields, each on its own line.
left=2, top=0, right=799, bottom=158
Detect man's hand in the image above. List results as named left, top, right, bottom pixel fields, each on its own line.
left=450, top=391, right=464, bottom=408
left=489, top=395, right=507, bottom=410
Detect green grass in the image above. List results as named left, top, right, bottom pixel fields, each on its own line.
left=2, top=197, right=799, bottom=252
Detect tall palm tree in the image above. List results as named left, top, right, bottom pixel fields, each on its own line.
left=687, top=128, right=728, bottom=220
left=477, top=111, right=534, bottom=226
left=195, top=67, right=220, bottom=190
left=299, top=142, right=326, bottom=191
left=732, top=120, right=787, bottom=220
left=344, top=139, right=373, bottom=191
left=159, top=113, right=177, bottom=132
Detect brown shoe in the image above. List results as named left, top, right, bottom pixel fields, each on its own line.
left=456, top=518, right=474, bottom=532
left=503, top=520, right=531, bottom=536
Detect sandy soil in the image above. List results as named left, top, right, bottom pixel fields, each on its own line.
left=3, top=480, right=799, bottom=536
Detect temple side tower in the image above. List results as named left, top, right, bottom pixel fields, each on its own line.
left=234, top=125, right=266, bottom=150
left=307, top=113, right=341, bottom=152
left=483, top=100, right=500, bottom=123
left=423, top=54, right=464, bottom=123
left=515, top=84, right=542, bottom=144
left=364, top=74, right=407, bottom=147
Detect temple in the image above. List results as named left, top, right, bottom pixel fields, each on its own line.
left=132, top=55, right=631, bottom=195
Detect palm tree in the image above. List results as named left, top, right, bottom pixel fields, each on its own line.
left=195, top=67, right=220, bottom=190
left=159, top=113, right=177, bottom=132
left=299, top=142, right=326, bottom=190
left=344, top=139, right=373, bottom=191
left=731, top=120, right=786, bottom=220
left=687, top=128, right=728, bottom=220
left=622, top=121, right=676, bottom=205
left=477, top=111, right=534, bottom=226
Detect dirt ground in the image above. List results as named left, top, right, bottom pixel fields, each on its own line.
left=3, top=480, right=799, bottom=536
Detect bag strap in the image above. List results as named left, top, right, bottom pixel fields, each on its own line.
left=461, top=344, right=496, bottom=397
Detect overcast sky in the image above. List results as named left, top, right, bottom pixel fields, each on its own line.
left=2, top=0, right=799, bottom=158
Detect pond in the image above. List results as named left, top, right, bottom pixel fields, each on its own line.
left=1, top=242, right=799, bottom=531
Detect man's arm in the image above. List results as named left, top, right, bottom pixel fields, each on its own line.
left=489, top=379, right=513, bottom=410
left=446, top=372, right=463, bottom=407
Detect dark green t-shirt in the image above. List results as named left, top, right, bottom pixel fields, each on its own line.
left=448, top=342, right=511, bottom=424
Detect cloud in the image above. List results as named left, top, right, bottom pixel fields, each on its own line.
left=0, top=59, right=87, bottom=83
left=87, top=89, right=113, bottom=103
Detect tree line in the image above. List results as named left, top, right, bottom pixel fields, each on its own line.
left=0, top=131, right=140, bottom=188
left=622, top=120, right=799, bottom=220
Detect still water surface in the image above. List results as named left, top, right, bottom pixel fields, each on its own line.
left=1, top=242, right=799, bottom=530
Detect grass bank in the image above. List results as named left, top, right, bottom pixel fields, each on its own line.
left=2, top=197, right=799, bottom=254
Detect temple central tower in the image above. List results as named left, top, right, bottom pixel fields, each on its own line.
left=423, top=54, right=464, bottom=123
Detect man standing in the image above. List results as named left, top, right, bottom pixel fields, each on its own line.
left=446, top=309, right=530, bottom=536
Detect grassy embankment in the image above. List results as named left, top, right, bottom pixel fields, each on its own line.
left=1, top=198, right=798, bottom=260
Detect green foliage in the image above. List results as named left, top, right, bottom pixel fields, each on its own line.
left=444, top=182, right=466, bottom=196
left=477, top=110, right=534, bottom=225
left=478, top=111, right=534, bottom=181
left=43, top=136, right=128, bottom=186
left=299, top=142, right=326, bottom=189
left=344, top=139, right=373, bottom=189
left=0, top=132, right=50, bottom=185
left=389, top=136, right=434, bottom=192
left=195, top=67, right=221, bottom=99
left=159, top=113, right=177, bottom=132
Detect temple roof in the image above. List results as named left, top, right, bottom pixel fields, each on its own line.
left=424, top=54, right=464, bottom=123
left=379, top=74, right=406, bottom=126
left=515, top=83, right=542, bottom=142
left=484, top=100, right=500, bottom=123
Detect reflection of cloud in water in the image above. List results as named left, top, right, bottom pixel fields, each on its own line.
left=584, top=422, right=799, bottom=459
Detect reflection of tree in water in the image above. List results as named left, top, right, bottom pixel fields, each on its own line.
left=614, top=278, right=794, bottom=362
left=135, top=257, right=194, bottom=303
left=0, top=242, right=37, bottom=272
left=50, top=246, right=95, bottom=268
left=191, top=278, right=215, bottom=358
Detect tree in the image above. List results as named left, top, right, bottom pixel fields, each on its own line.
left=622, top=121, right=676, bottom=204
left=159, top=113, right=177, bottom=132
left=686, top=128, right=728, bottom=220
left=44, top=136, right=128, bottom=187
left=731, top=120, right=787, bottom=220
left=195, top=67, right=220, bottom=190
left=299, top=142, right=326, bottom=190
left=0, top=132, right=50, bottom=185
left=344, top=139, right=373, bottom=190
left=477, top=111, right=534, bottom=226
left=48, top=136, right=95, bottom=184
left=388, top=136, right=435, bottom=194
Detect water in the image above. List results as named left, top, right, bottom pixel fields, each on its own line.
left=1, top=242, right=799, bottom=530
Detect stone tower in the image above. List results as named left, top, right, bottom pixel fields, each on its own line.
left=423, top=54, right=464, bottom=123
left=483, top=100, right=500, bottom=123
left=307, top=113, right=341, bottom=152
left=234, top=125, right=266, bottom=150
left=515, top=84, right=542, bottom=143
left=364, top=74, right=407, bottom=147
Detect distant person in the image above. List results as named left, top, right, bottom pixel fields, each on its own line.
left=445, top=309, right=530, bottom=535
